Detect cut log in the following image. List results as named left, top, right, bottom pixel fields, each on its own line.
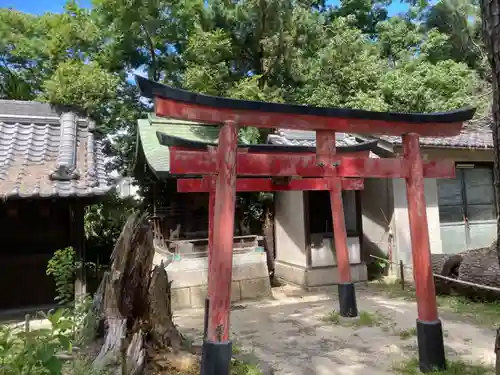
left=454, top=243, right=500, bottom=300
left=431, top=240, right=500, bottom=300
left=431, top=254, right=452, bottom=294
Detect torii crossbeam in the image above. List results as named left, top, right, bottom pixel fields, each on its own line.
left=136, top=75, right=475, bottom=375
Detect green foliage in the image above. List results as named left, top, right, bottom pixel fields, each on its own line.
left=46, top=247, right=76, bottom=305
left=39, top=60, right=121, bottom=117
left=0, top=309, right=73, bottom=375
left=0, top=0, right=492, bottom=178
left=84, top=192, right=138, bottom=254
left=0, top=300, right=103, bottom=375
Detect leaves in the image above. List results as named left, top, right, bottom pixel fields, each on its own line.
left=0, top=299, right=97, bottom=375
left=39, top=60, right=120, bottom=119
left=46, top=247, right=76, bottom=304
left=0, top=0, right=492, bottom=179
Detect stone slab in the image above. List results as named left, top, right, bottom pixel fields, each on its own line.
left=170, top=279, right=269, bottom=310
left=275, top=261, right=367, bottom=287
left=159, top=252, right=269, bottom=288
left=240, top=278, right=272, bottom=300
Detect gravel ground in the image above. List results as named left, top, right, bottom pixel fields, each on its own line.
left=174, top=284, right=496, bottom=375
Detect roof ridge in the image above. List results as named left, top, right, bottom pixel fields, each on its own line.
left=50, top=112, right=80, bottom=181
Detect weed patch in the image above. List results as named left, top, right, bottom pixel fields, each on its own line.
left=394, top=357, right=493, bottom=375
left=321, top=310, right=384, bottom=327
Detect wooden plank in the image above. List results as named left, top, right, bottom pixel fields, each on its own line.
left=169, top=148, right=456, bottom=178
left=155, top=97, right=465, bottom=136
left=177, top=177, right=364, bottom=192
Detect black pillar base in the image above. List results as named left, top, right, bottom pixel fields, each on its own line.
left=338, top=282, right=358, bottom=317
left=200, top=339, right=232, bottom=375
left=416, top=319, right=446, bottom=373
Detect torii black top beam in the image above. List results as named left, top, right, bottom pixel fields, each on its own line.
left=136, top=75, right=475, bottom=136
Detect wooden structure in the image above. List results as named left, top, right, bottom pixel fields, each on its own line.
left=0, top=100, right=111, bottom=311
left=136, top=75, right=475, bottom=374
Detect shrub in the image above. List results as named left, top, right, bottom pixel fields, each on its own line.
left=46, top=247, right=76, bottom=305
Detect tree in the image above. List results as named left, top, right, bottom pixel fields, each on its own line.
left=0, top=0, right=491, bottom=175
left=478, top=0, right=500, bottom=372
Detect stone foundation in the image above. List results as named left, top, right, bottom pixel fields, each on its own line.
left=275, top=261, right=367, bottom=287
left=153, top=250, right=271, bottom=309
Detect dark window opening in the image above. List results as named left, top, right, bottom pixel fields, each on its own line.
left=308, top=190, right=359, bottom=236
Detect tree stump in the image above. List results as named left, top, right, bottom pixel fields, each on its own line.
left=92, top=211, right=183, bottom=375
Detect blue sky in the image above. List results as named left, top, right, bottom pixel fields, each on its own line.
left=0, top=0, right=409, bottom=16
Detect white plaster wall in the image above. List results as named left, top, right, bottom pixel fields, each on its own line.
left=274, top=191, right=307, bottom=267
left=361, top=178, right=393, bottom=259
left=392, top=178, right=443, bottom=271
left=310, top=236, right=361, bottom=267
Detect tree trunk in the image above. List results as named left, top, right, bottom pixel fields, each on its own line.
left=431, top=243, right=500, bottom=300
left=479, top=0, right=500, bottom=370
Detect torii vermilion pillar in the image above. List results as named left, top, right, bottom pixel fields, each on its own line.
left=136, top=75, right=475, bottom=375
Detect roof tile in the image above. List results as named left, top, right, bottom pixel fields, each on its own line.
left=267, top=129, right=359, bottom=147
left=267, top=118, right=493, bottom=150
left=0, top=99, right=111, bottom=199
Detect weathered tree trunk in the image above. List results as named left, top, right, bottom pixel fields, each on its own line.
left=431, top=253, right=453, bottom=294
left=479, top=0, right=500, bottom=370
left=92, top=212, right=182, bottom=375
left=453, top=245, right=500, bottom=300
left=431, top=243, right=500, bottom=300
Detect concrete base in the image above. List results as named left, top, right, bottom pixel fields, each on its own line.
left=275, top=261, right=367, bottom=287
left=154, top=251, right=272, bottom=309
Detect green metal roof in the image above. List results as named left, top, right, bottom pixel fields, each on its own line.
left=135, top=114, right=220, bottom=178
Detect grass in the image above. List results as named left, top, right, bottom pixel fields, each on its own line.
left=322, top=310, right=383, bottom=327
left=398, top=327, right=417, bottom=340
left=436, top=296, right=500, bottom=326
left=161, top=352, right=263, bottom=375
left=369, top=279, right=500, bottom=326
left=394, top=357, right=494, bottom=375
left=231, top=360, right=263, bottom=375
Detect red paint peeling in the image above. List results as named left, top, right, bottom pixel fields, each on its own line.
left=403, top=133, right=438, bottom=322
left=177, top=177, right=364, bottom=192
left=207, top=121, right=238, bottom=342
left=316, top=131, right=352, bottom=284
left=170, top=148, right=455, bottom=179
left=155, top=98, right=464, bottom=136
left=207, top=190, right=215, bottom=300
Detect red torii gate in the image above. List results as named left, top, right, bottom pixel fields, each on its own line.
left=136, top=75, right=475, bottom=374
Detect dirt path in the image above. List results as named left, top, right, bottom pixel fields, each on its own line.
left=174, top=284, right=496, bottom=375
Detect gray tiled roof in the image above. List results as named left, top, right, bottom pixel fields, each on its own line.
left=267, top=129, right=360, bottom=147
left=0, top=100, right=112, bottom=199
left=379, top=117, right=493, bottom=149
left=267, top=118, right=493, bottom=150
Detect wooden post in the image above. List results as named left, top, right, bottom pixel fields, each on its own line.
left=202, top=121, right=237, bottom=375
left=403, top=133, right=446, bottom=372
left=72, top=202, right=87, bottom=299
left=400, top=260, right=405, bottom=290
left=316, top=131, right=357, bottom=317
left=24, top=314, right=30, bottom=332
